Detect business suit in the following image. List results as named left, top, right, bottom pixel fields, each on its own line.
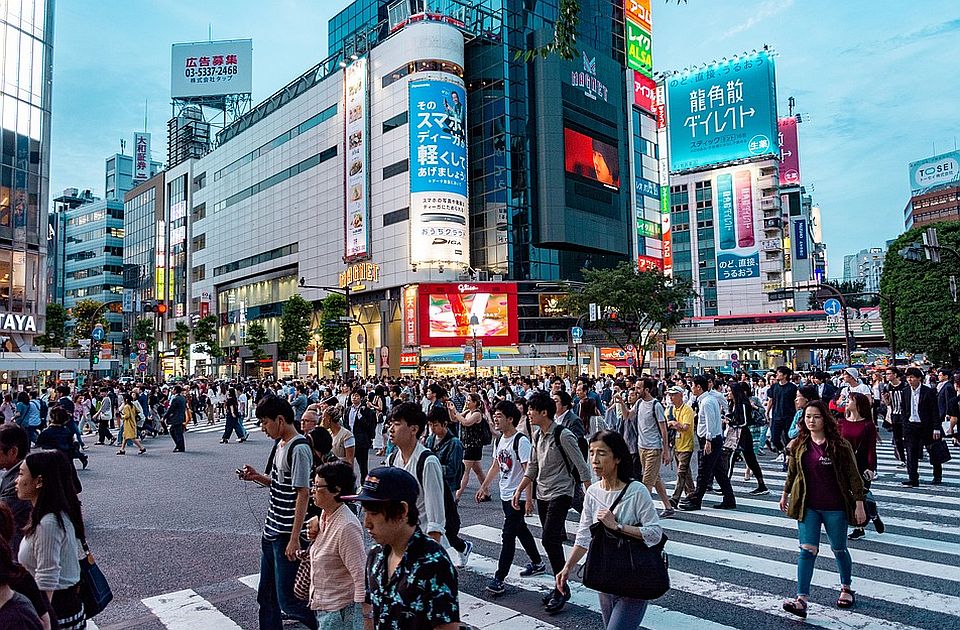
left=0, top=463, right=30, bottom=553
left=346, top=404, right=376, bottom=480
left=903, top=384, right=942, bottom=485
left=164, top=394, right=187, bottom=452
left=937, top=381, right=957, bottom=420
left=817, top=381, right=838, bottom=403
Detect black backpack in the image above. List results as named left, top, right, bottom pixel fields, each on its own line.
left=264, top=435, right=311, bottom=478
left=389, top=449, right=461, bottom=543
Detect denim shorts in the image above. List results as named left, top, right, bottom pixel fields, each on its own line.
left=316, top=602, right=363, bottom=630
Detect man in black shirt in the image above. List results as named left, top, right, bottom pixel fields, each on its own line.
left=884, top=367, right=910, bottom=464
left=765, top=366, right=798, bottom=458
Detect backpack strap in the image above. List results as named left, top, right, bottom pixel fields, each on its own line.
left=552, top=425, right=581, bottom=483
left=415, top=449, right=436, bottom=487
left=265, top=435, right=308, bottom=478
left=387, top=450, right=398, bottom=467
left=512, top=433, right=523, bottom=462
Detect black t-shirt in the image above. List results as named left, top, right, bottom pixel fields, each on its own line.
left=769, top=382, right=798, bottom=420
left=0, top=591, right=44, bottom=630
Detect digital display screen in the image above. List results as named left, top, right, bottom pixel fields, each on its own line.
left=564, top=128, right=620, bottom=190
left=428, top=292, right=510, bottom=338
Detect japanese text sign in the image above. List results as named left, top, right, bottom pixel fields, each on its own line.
left=134, top=132, right=150, bottom=182
left=344, top=58, right=370, bottom=260
left=171, top=39, right=252, bottom=99
left=625, top=20, right=652, bottom=78
left=778, top=116, right=801, bottom=186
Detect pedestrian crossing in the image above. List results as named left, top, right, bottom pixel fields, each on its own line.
left=181, top=419, right=259, bottom=435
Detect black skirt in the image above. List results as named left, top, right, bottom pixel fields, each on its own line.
left=52, top=586, right=86, bottom=630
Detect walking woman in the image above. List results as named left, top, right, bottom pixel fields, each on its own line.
left=322, top=407, right=355, bottom=466
left=840, top=392, right=884, bottom=540
left=725, top=382, right=768, bottom=495
left=780, top=400, right=867, bottom=618
left=450, top=393, right=489, bottom=501
left=16, top=451, right=88, bottom=630
left=557, top=431, right=662, bottom=629
left=117, top=393, right=146, bottom=455
left=220, top=388, right=248, bottom=444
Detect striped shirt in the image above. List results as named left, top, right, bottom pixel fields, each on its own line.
left=307, top=505, right=367, bottom=612
left=263, top=436, right=312, bottom=540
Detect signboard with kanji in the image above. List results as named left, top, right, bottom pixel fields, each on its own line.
left=344, top=58, right=371, bottom=261
left=133, top=132, right=151, bottom=182
left=666, top=49, right=778, bottom=172
left=171, top=39, right=252, bottom=99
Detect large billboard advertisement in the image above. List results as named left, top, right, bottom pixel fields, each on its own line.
left=564, top=128, right=620, bottom=190
left=778, top=116, right=801, bottom=186
left=714, top=166, right=760, bottom=281
left=171, top=39, right=252, bottom=99
left=794, top=218, right=808, bottom=260
left=344, top=59, right=370, bottom=261
left=633, top=71, right=657, bottom=113
left=409, top=78, right=469, bottom=269
left=625, top=19, right=652, bottom=78
left=134, top=132, right=150, bottom=182
left=909, top=150, right=960, bottom=195
left=666, top=49, right=778, bottom=172
left=417, top=282, right=518, bottom=348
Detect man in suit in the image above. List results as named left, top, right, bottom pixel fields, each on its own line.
left=812, top=371, right=838, bottom=403
left=164, top=385, right=188, bottom=452
left=346, top=389, right=377, bottom=481
left=0, top=424, right=30, bottom=553
left=902, top=367, right=943, bottom=486
left=936, top=368, right=957, bottom=422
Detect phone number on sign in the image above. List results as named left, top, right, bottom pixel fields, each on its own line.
left=184, top=66, right=239, bottom=78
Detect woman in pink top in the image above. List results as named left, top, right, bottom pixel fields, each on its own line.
left=306, top=461, right=367, bottom=629
left=839, top=392, right=883, bottom=540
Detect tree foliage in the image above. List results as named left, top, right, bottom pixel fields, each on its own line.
left=70, top=299, right=108, bottom=341
left=172, top=322, right=191, bottom=358
left=809, top=279, right=880, bottom=310
left=563, top=262, right=694, bottom=372
left=881, top=221, right=960, bottom=365
left=36, top=303, right=68, bottom=350
left=133, top=319, right=155, bottom=352
left=192, top=315, right=223, bottom=358
left=246, top=321, right=269, bottom=377
left=279, top=294, right=314, bottom=361
left=319, top=293, right=348, bottom=354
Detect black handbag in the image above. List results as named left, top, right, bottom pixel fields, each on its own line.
left=78, top=541, right=113, bottom=619
left=927, top=439, right=952, bottom=466
left=581, top=482, right=670, bottom=600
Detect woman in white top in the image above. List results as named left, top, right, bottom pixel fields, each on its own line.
left=557, top=430, right=662, bottom=629
left=322, top=406, right=355, bottom=466
left=16, top=451, right=87, bottom=630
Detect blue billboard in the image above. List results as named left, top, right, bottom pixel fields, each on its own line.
left=908, top=150, right=960, bottom=195
left=794, top=219, right=808, bottom=260
left=666, top=49, right=778, bottom=172
left=717, top=252, right=760, bottom=281
left=409, top=79, right=467, bottom=196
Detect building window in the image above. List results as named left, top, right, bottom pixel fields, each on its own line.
left=192, top=233, right=206, bottom=251
left=214, top=242, right=300, bottom=277
left=382, top=111, right=408, bottom=134
left=383, top=207, right=409, bottom=226
left=191, top=265, right=206, bottom=282
left=192, top=203, right=206, bottom=221
left=193, top=173, right=206, bottom=191
left=382, top=159, right=408, bottom=180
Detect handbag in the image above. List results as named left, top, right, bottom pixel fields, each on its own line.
left=293, top=547, right=312, bottom=600
left=927, top=439, right=952, bottom=466
left=581, top=481, right=670, bottom=600
left=723, top=426, right=741, bottom=451
left=77, top=540, right=113, bottom=618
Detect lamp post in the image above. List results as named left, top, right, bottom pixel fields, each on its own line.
left=469, top=314, right=479, bottom=379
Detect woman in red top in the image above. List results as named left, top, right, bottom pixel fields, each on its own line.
left=839, top=392, right=884, bottom=540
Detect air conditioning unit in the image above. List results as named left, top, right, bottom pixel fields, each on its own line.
left=477, top=270, right=490, bottom=281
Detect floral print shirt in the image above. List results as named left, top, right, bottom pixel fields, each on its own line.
left=365, top=528, right=459, bottom=629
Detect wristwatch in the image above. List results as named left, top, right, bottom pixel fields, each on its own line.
left=616, top=523, right=624, bottom=533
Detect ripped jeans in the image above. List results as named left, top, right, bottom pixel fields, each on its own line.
left=796, top=508, right=852, bottom=597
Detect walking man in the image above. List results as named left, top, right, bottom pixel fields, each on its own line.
left=163, top=385, right=187, bottom=452
left=766, top=366, right=798, bottom=458
left=680, top=376, right=736, bottom=511
left=902, top=367, right=943, bottom=486
left=666, top=386, right=696, bottom=508
left=635, top=378, right=674, bottom=517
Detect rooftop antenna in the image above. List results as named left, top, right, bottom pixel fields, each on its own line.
left=208, top=23, right=212, bottom=41
left=120, top=138, right=126, bottom=155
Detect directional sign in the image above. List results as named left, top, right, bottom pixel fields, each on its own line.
left=136, top=341, right=147, bottom=351
left=91, top=325, right=105, bottom=342
left=571, top=326, right=583, bottom=339
left=823, top=298, right=842, bottom=317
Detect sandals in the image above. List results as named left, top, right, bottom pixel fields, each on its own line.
left=782, top=597, right=807, bottom=618
left=837, top=587, right=856, bottom=608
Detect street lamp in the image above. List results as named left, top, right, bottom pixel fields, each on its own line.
left=299, top=277, right=351, bottom=377
left=469, top=314, right=480, bottom=379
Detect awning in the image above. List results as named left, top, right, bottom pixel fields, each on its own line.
left=421, top=347, right=520, bottom=363
left=0, top=352, right=89, bottom=372
left=479, top=356, right=569, bottom=367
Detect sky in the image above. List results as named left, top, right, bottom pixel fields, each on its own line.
left=49, top=0, right=960, bottom=274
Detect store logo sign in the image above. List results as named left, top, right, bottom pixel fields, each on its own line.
left=570, top=52, right=609, bottom=102
left=0, top=313, right=37, bottom=332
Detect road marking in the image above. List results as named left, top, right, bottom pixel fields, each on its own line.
left=142, top=588, right=244, bottom=629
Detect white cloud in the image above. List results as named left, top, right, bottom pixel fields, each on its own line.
left=722, top=0, right=795, bottom=39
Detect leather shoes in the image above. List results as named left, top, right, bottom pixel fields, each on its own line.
left=932, top=478, right=943, bottom=485
left=544, top=588, right=570, bottom=614
left=678, top=501, right=702, bottom=511
left=541, top=589, right=557, bottom=605
left=712, top=502, right=737, bottom=510
left=900, top=480, right=919, bottom=487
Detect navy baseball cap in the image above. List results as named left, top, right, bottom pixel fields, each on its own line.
left=342, top=466, right=419, bottom=506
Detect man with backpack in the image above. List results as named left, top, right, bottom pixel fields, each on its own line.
left=424, top=406, right=473, bottom=567
left=635, top=378, right=675, bottom=518
left=513, top=391, right=591, bottom=614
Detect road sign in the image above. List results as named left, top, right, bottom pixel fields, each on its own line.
left=572, top=336, right=582, bottom=345
left=731, top=360, right=741, bottom=370
left=129, top=352, right=138, bottom=361
left=571, top=326, right=583, bottom=339
left=137, top=341, right=147, bottom=351
left=137, top=362, right=147, bottom=372
left=589, top=303, right=598, bottom=322
left=138, top=353, right=149, bottom=363
left=823, top=298, right=842, bottom=316
left=730, top=351, right=739, bottom=361
left=91, top=325, right=105, bottom=342
left=626, top=356, right=636, bottom=366
left=625, top=344, right=636, bottom=353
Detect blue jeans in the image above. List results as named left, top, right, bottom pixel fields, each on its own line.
left=599, top=592, right=648, bottom=629
left=315, top=603, right=362, bottom=630
left=258, top=535, right=316, bottom=630
left=67, top=419, right=85, bottom=447
left=796, top=508, right=852, bottom=597
left=222, top=415, right=246, bottom=441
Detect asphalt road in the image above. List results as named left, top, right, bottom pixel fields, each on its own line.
left=76, top=420, right=960, bottom=630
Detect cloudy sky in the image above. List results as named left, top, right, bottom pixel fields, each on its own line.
left=50, top=0, right=960, bottom=274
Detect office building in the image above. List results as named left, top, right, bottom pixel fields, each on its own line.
left=49, top=187, right=96, bottom=306
left=843, top=247, right=883, bottom=294
left=0, top=0, right=54, bottom=352
left=906, top=150, right=960, bottom=228
left=105, top=149, right=162, bottom=201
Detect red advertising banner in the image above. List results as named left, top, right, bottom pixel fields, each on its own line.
left=399, top=352, right=419, bottom=367
left=654, top=84, right=666, bottom=130
left=735, top=170, right=755, bottom=248
left=417, top=282, right=519, bottom=347
left=633, top=71, right=656, bottom=113
left=778, top=117, right=801, bottom=186
left=403, top=285, right=419, bottom=347
left=625, top=0, right=652, bottom=32
left=637, top=255, right=664, bottom=272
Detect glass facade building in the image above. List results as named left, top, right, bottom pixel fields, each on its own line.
left=0, top=0, right=53, bottom=351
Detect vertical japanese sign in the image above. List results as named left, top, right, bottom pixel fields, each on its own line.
left=716, top=166, right=760, bottom=281
left=716, top=173, right=735, bottom=250
left=656, top=83, right=672, bottom=276
left=409, top=78, right=469, bottom=269
left=344, top=58, right=370, bottom=261
left=625, top=20, right=652, bottom=78
left=403, top=285, right=419, bottom=347
left=666, top=50, right=778, bottom=172
left=778, top=116, right=801, bottom=186
left=625, top=0, right=652, bottom=30
left=794, top=219, right=808, bottom=260
left=134, top=132, right=151, bottom=182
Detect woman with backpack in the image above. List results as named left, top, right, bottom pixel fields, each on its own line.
left=724, top=382, right=768, bottom=495
left=449, top=393, right=490, bottom=502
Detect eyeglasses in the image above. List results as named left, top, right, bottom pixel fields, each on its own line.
left=311, top=483, right=329, bottom=491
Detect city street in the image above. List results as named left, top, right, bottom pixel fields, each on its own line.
left=78, top=420, right=960, bottom=630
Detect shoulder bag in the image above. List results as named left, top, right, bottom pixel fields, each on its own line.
left=293, top=546, right=312, bottom=600
left=581, top=482, right=670, bottom=600
left=78, top=538, right=113, bottom=618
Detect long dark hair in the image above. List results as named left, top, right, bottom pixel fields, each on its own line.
left=846, top=392, right=873, bottom=424
left=22, top=451, right=85, bottom=541
left=793, top=400, right=844, bottom=464
left=589, top=430, right=633, bottom=483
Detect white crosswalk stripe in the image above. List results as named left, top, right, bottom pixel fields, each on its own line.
left=183, top=420, right=259, bottom=435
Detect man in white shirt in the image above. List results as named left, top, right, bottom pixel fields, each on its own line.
left=838, top=368, right=872, bottom=409
left=386, top=402, right=446, bottom=542
left=679, top=375, right=736, bottom=511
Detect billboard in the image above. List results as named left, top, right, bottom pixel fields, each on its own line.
left=402, top=285, right=419, bottom=347
left=171, top=39, right=252, bottom=99
left=625, top=20, right=652, bottom=77
left=625, top=0, right=652, bottom=31
left=564, top=128, right=620, bottom=190
left=909, top=150, right=960, bottom=195
left=666, top=49, right=778, bottom=172
left=778, top=116, right=801, bottom=186
left=134, top=132, right=150, bottom=182
left=417, top=282, right=518, bottom=348
left=794, top=218, right=808, bottom=260
left=715, top=166, right=760, bottom=281
left=344, top=58, right=370, bottom=261
left=633, top=71, right=657, bottom=113
left=409, top=78, right=469, bottom=269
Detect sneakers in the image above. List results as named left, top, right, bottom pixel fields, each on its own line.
left=519, top=561, right=546, bottom=577
left=669, top=497, right=679, bottom=509
left=749, top=487, right=770, bottom=496
left=847, top=527, right=865, bottom=540
left=485, top=578, right=506, bottom=596
left=456, top=541, right=473, bottom=568
left=659, top=507, right=676, bottom=519
left=872, top=516, right=885, bottom=534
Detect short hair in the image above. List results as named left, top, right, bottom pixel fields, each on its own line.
left=56, top=385, right=71, bottom=397
left=427, top=383, right=447, bottom=399
left=692, top=375, right=709, bottom=391
left=905, top=367, right=924, bottom=379
left=553, top=390, right=572, bottom=409
left=427, top=406, right=450, bottom=426
left=640, top=378, right=657, bottom=394
left=363, top=499, right=419, bottom=526
left=886, top=366, right=902, bottom=378
left=0, top=425, right=28, bottom=462
left=314, top=461, right=356, bottom=503
left=797, top=385, right=819, bottom=402
left=48, top=407, right=70, bottom=426
left=256, top=396, right=295, bottom=424
left=776, top=366, right=793, bottom=377
left=308, top=426, right=333, bottom=454
left=528, top=391, right=556, bottom=417
left=388, top=401, right=427, bottom=438
left=494, top=400, right=521, bottom=427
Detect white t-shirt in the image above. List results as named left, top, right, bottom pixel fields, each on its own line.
left=494, top=432, right=531, bottom=501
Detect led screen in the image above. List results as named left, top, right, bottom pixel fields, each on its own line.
left=564, top=128, right=620, bottom=189
left=428, top=292, right=509, bottom=338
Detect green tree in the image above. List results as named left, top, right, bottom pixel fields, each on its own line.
left=809, top=279, right=879, bottom=310
left=173, top=321, right=192, bottom=374
left=279, top=294, right=314, bottom=361
left=36, top=303, right=68, bottom=350
left=70, top=299, right=108, bottom=342
left=324, top=357, right=342, bottom=374
left=192, top=315, right=223, bottom=359
left=318, top=293, right=348, bottom=359
left=563, top=262, right=694, bottom=372
left=881, top=222, right=960, bottom=365
left=246, top=321, right=269, bottom=377
left=133, top=319, right=156, bottom=352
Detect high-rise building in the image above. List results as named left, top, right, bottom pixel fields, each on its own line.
left=105, top=150, right=162, bottom=201
left=0, top=0, right=54, bottom=352
left=843, top=247, right=883, bottom=294
left=906, top=151, right=960, bottom=228
left=49, top=187, right=96, bottom=305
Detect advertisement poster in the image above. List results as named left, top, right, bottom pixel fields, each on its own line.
left=716, top=166, right=760, bottom=281
left=625, top=19, right=652, bottom=78
left=778, top=116, right=801, bottom=186
left=564, top=128, right=620, bottom=189
left=170, top=39, right=252, bottom=99
left=716, top=173, right=735, bottom=250
left=735, top=170, right=755, bottom=247
left=794, top=218, right=808, bottom=260
left=344, top=58, right=370, bottom=260
left=666, top=49, right=778, bottom=172
left=409, top=78, right=469, bottom=269
left=417, top=282, right=518, bottom=347
left=908, top=150, right=960, bottom=195
left=633, top=71, right=657, bottom=113
left=134, top=132, right=151, bottom=182
left=403, top=285, right=419, bottom=347
left=625, top=0, right=652, bottom=31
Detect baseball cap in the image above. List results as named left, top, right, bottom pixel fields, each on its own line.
left=666, top=386, right=685, bottom=395
left=342, top=466, right=419, bottom=506
left=844, top=367, right=861, bottom=380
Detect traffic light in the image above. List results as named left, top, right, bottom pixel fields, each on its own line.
left=122, top=338, right=131, bottom=357
left=156, top=301, right=168, bottom=315
left=567, top=349, right=574, bottom=362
